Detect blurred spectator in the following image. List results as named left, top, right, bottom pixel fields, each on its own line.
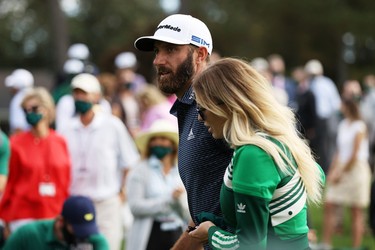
left=126, top=119, right=189, bottom=250
left=360, top=74, right=375, bottom=171
left=292, top=66, right=318, bottom=144
left=52, top=58, right=85, bottom=104
left=60, top=73, right=140, bottom=250
left=268, top=54, right=298, bottom=109
left=2, top=195, right=109, bottom=249
left=67, top=43, right=99, bottom=75
left=342, top=79, right=362, bottom=100
left=55, top=73, right=111, bottom=132
left=322, top=97, right=371, bottom=250
left=114, top=52, right=147, bottom=136
left=0, top=87, right=71, bottom=233
left=0, top=129, right=10, bottom=194
left=97, top=73, right=127, bottom=125
left=114, top=51, right=147, bottom=94
left=305, top=59, right=341, bottom=173
left=137, top=84, right=177, bottom=131
left=4, top=69, right=34, bottom=134
left=250, top=57, right=288, bottom=105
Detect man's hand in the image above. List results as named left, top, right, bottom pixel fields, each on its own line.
left=170, top=228, right=204, bottom=250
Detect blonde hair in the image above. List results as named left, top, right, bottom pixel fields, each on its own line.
left=193, top=57, right=323, bottom=204
left=137, top=84, right=167, bottom=107
left=21, top=87, right=56, bottom=124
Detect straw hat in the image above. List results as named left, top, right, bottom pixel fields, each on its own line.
left=135, top=119, right=179, bottom=154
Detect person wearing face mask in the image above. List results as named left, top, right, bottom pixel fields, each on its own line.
left=2, top=195, right=109, bottom=249
left=126, top=119, right=189, bottom=250
left=0, top=87, right=71, bottom=234
left=60, top=73, right=140, bottom=250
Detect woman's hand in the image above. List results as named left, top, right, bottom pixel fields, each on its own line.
left=189, top=221, right=215, bottom=244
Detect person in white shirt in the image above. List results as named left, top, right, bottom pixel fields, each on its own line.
left=4, top=69, right=34, bottom=134
left=305, top=59, right=341, bottom=173
left=60, top=73, right=140, bottom=250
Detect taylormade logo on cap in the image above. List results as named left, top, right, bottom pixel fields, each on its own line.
left=134, top=14, right=213, bottom=54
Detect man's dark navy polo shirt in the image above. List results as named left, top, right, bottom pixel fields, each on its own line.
left=170, top=86, right=233, bottom=224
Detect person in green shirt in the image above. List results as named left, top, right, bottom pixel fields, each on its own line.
left=3, top=195, right=109, bottom=250
left=189, top=58, right=325, bottom=250
left=0, top=129, right=10, bottom=193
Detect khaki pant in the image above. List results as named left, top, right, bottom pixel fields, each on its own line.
left=94, top=195, right=123, bottom=250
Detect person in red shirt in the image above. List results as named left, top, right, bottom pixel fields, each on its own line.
left=0, top=87, right=71, bottom=233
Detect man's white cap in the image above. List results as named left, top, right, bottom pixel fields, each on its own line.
left=71, top=73, right=101, bottom=93
left=134, top=14, right=213, bottom=54
left=68, top=43, right=90, bottom=60
left=5, top=69, right=34, bottom=89
left=115, top=52, right=137, bottom=69
left=305, top=59, right=323, bottom=75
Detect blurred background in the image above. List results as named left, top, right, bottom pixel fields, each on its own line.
left=1, top=0, right=375, bottom=132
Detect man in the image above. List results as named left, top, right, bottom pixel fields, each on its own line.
left=3, top=195, right=109, bottom=249
left=134, top=14, right=233, bottom=249
left=304, top=59, right=341, bottom=174
left=60, top=73, right=140, bottom=250
left=4, top=69, right=34, bottom=134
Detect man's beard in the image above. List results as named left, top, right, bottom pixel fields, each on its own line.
left=156, top=51, right=195, bottom=94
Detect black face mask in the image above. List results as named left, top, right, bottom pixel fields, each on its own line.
left=62, top=222, right=77, bottom=246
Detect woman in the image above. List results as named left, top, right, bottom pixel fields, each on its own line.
left=126, top=119, right=189, bottom=250
left=0, top=87, right=71, bottom=233
left=137, top=84, right=177, bottom=131
left=322, top=97, right=371, bottom=249
left=190, top=58, right=324, bottom=249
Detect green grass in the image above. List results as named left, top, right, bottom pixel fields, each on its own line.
left=309, top=204, right=375, bottom=250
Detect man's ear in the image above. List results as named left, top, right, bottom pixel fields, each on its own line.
left=196, top=47, right=209, bottom=63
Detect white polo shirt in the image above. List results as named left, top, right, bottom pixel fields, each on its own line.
left=61, top=111, right=140, bottom=201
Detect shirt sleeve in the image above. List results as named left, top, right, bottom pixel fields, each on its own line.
left=208, top=145, right=281, bottom=250
left=114, top=117, right=140, bottom=169
left=89, top=233, right=110, bottom=250
left=0, top=132, right=10, bottom=176
left=208, top=193, right=270, bottom=250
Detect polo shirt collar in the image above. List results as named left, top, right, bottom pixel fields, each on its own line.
left=170, top=86, right=196, bottom=116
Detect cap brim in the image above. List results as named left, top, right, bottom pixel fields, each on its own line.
left=135, top=35, right=189, bottom=52
left=71, top=222, right=99, bottom=238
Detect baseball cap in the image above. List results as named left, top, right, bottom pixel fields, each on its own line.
left=61, top=196, right=99, bottom=238
left=63, top=59, right=85, bottom=74
left=5, top=69, right=34, bottom=89
left=305, top=59, right=323, bottom=75
left=68, top=43, right=90, bottom=60
left=134, top=14, right=213, bottom=54
left=71, top=73, right=101, bottom=94
left=115, top=52, right=137, bottom=69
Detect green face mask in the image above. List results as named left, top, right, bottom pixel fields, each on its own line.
left=25, top=112, right=43, bottom=126
left=75, top=100, right=93, bottom=114
left=150, top=146, right=173, bottom=160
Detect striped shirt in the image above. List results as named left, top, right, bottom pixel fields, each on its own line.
left=209, top=143, right=310, bottom=250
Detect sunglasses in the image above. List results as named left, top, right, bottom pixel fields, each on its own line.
left=196, top=104, right=207, bottom=120
left=23, top=105, right=39, bottom=114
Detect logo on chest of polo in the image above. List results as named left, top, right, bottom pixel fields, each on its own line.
left=237, top=203, right=246, bottom=213
left=187, top=128, right=195, bottom=140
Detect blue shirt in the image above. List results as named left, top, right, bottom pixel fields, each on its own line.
left=170, top=86, right=233, bottom=224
